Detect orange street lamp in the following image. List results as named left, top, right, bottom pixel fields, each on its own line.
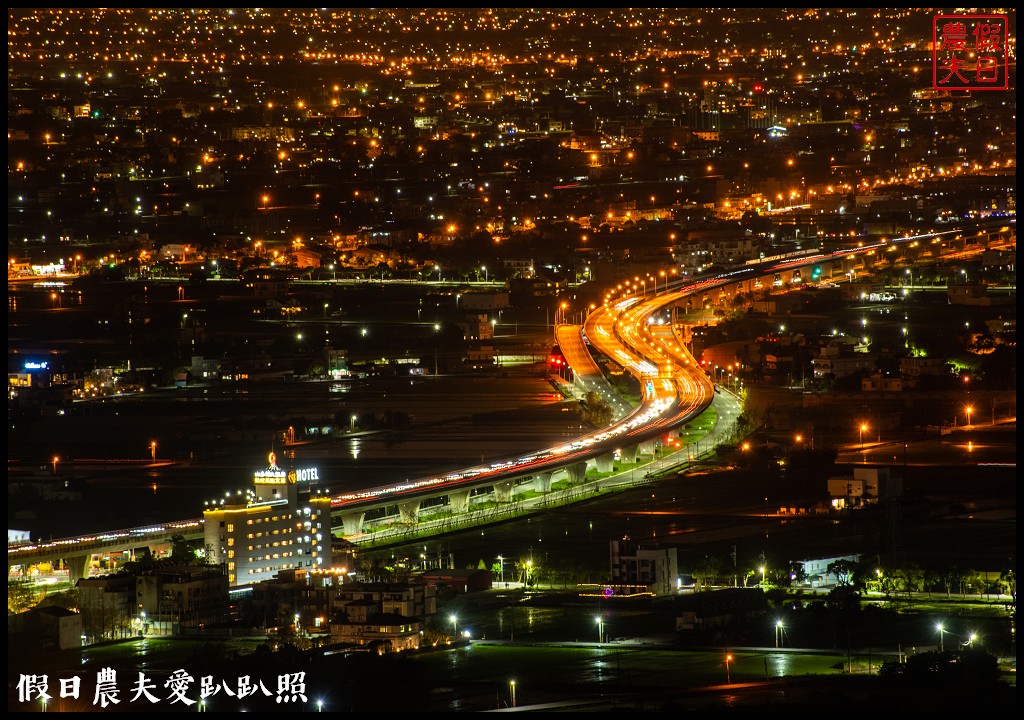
left=150, top=441, right=157, bottom=463
left=725, top=654, right=733, bottom=684
left=965, top=406, right=973, bottom=427
left=52, top=455, right=60, bottom=475
left=859, top=423, right=868, bottom=449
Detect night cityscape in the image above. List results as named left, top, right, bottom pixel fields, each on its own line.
left=7, top=8, right=1016, bottom=712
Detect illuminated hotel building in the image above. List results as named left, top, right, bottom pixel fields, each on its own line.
left=204, top=453, right=331, bottom=587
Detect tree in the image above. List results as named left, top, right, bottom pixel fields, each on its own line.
left=997, top=567, right=1016, bottom=604
left=827, top=558, right=865, bottom=589
left=36, top=587, right=79, bottom=612
left=581, top=391, right=613, bottom=427
left=692, top=556, right=723, bottom=591
left=170, top=534, right=197, bottom=563
left=8, top=579, right=36, bottom=614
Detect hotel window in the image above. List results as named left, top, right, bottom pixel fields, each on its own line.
left=226, top=524, right=234, bottom=533
left=227, top=538, right=234, bottom=546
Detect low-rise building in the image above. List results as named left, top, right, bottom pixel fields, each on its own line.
left=8, top=606, right=83, bottom=652
left=329, top=582, right=437, bottom=652
left=78, top=564, right=229, bottom=638
left=419, top=568, right=492, bottom=594
left=610, top=539, right=678, bottom=596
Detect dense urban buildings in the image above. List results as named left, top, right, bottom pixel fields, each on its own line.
left=8, top=8, right=1016, bottom=713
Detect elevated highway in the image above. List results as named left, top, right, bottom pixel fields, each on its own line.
left=9, top=217, right=1012, bottom=576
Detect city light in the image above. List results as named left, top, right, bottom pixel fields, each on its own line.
left=5, top=11, right=1016, bottom=711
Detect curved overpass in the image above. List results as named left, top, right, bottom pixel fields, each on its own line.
left=326, top=282, right=721, bottom=535
left=10, top=218, right=1012, bottom=572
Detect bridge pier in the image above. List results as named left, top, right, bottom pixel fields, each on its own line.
left=565, top=461, right=587, bottom=485
left=339, top=511, right=366, bottom=536
left=448, top=489, right=472, bottom=512
left=618, top=445, right=637, bottom=464
left=398, top=501, right=422, bottom=524
left=532, top=471, right=552, bottom=494
left=595, top=452, right=615, bottom=473
left=492, top=480, right=515, bottom=503
left=639, top=440, right=656, bottom=456
left=66, top=555, right=90, bottom=581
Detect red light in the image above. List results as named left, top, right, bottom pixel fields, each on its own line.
left=753, top=84, right=763, bottom=92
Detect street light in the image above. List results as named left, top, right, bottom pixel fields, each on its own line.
left=936, top=622, right=945, bottom=652
left=481, top=265, right=488, bottom=282
left=775, top=620, right=784, bottom=648
left=965, top=405, right=973, bottom=427
left=759, top=565, right=766, bottom=587
left=52, top=455, right=60, bottom=475
left=859, top=423, right=868, bottom=450
left=725, top=654, right=733, bottom=685
left=449, top=614, right=459, bottom=638
left=509, top=680, right=516, bottom=708
left=595, top=615, right=604, bottom=643
left=150, top=441, right=157, bottom=463
left=497, top=555, right=505, bottom=585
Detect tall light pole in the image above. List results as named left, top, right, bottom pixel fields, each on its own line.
left=497, top=555, right=505, bottom=585
left=481, top=265, right=487, bottom=283
left=52, top=455, right=60, bottom=475
left=449, top=614, right=458, bottom=638
left=936, top=622, right=945, bottom=652
left=725, top=654, right=733, bottom=685
left=859, top=423, right=868, bottom=450
left=150, top=441, right=157, bottom=463
left=775, top=620, right=784, bottom=648
left=433, top=323, right=440, bottom=378
left=759, top=565, right=766, bottom=587
left=509, top=680, right=516, bottom=708
left=965, top=405, right=973, bottom=427
left=595, top=615, right=604, bottom=643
